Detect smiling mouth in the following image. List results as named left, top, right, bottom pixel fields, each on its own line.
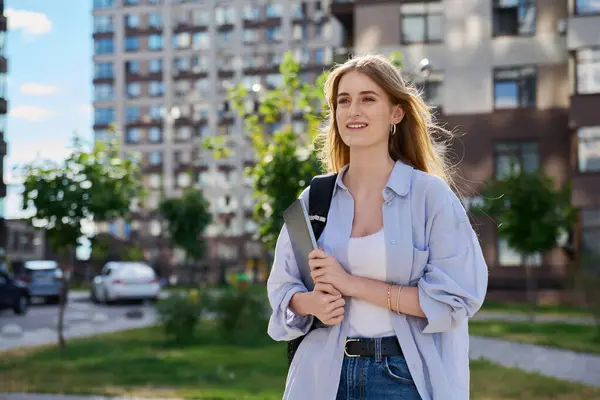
left=346, top=123, right=368, bottom=129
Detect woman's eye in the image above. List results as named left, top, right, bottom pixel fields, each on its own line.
left=363, top=97, right=375, bottom=102
left=338, top=98, right=349, bottom=104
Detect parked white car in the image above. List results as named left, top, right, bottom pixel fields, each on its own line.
left=91, top=262, right=160, bottom=304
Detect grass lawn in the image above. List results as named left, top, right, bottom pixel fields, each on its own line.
left=480, top=300, right=594, bottom=318
left=470, top=320, right=600, bottom=355
left=2, top=325, right=600, bottom=399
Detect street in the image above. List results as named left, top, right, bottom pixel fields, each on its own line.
left=0, top=291, right=160, bottom=351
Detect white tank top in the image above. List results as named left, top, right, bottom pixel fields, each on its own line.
left=347, top=229, right=396, bottom=338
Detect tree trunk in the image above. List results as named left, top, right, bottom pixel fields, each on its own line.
left=57, top=249, right=72, bottom=351
left=524, top=254, right=538, bottom=322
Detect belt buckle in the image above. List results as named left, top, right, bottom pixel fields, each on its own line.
left=344, top=338, right=361, bottom=358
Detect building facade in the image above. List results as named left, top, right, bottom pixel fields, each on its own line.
left=92, top=0, right=342, bottom=272
left=0, top=0, right=7, bottom=257
left=332, top=0, right=600, bottom=297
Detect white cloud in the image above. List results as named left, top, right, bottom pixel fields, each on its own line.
left=20, top=83, right=60, bottom=96
left=9, top=105, right=55, bottom=122
left=5, top=8, right=53, bottom=36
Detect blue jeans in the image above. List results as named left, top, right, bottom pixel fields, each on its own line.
left=336, top=354, right=422, bottom=400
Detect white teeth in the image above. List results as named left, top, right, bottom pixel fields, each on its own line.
left=347, top=124, right=367, bottom=129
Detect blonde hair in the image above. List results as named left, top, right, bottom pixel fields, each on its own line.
left=317, top=53, right=456, bottom=186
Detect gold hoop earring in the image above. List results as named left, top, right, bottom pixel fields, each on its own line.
left=390, top=124, right=397, bottom=136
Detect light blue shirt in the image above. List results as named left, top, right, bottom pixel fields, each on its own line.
left=267, top=161, right=489, bottom=400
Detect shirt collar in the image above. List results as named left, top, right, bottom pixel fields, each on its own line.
left=332, top=161, right=413, bottom=198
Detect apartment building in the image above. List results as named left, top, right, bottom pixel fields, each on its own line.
left=0, top=0, right=7, bottom=255
left=92, top=0, right=342, bottom=272
left=331, top=0, right=600, bottom=297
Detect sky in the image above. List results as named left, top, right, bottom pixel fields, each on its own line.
left=4, top=0, right=93, bottom=219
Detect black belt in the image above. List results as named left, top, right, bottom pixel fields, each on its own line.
left=344, top=337, right=403, bottom=358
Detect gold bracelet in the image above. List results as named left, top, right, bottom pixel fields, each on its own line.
left=387, top=284, right=393, bottom=311
left=396, top=285, right=403, bottom=315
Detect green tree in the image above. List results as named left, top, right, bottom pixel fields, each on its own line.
left=205, top=51, right=403, bottom=251
left=19, top=134, right=144, bottom=349
left=474, top=163, right=576, bottom=319
left=158, top=187, right=212, bottom=279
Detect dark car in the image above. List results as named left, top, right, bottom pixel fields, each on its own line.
left=0, top=271, right=30, bottom=315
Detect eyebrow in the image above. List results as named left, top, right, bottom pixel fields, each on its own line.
left=337, top=90, right=380, bottom=98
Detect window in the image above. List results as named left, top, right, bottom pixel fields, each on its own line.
left=174, top=80, right=190, bottom=97
left=148, top=34, right=164, bottom=50
left=148, top=59, right=163, bottom=73
left=494, top=66, right=536, bottom=109
left=148, top=105, right=164, bottom=120
left=266, top=26, right=282, bottom=42
left=125, top=36, right=140, bottom=51
left=218, top=31, right=232, bottom=44
left=576, top=0, right=600, bottom=14
left=174, top=56, right=190, bottom=73
left=125, top=14, right=140, bottom=28
left=401, top=12, right=443, bottom=43
left=292, top=2, right=307, bottom=19
left=173, top=32, right=191, bottom=49
left=215, top=7, right=235, bottom=25
left=126, top=128, right=141, bottom=143
left=177, top=127, right=191, bottom=140
left=193, top=9, right=210, bottom=26
left=94, top=84, right=114, bottom=101
left=124, top=0, right=140, bottom=5
left=148, top=127, right=162, bottom=142
left=315, top=22, right=330, bottom=40
left=95, top=62, right=114, bottom=79
left=148, top=151, right=162, bottom=165
left=244, top=29, right=260, bottom=43
left=192, top=32, right=209, bottom=49
left=243, top=5, right=260, bottom=21
left=293, top=25, right=308, bottom=41
left=578, top=127, right=600, bottom=173
left=126, top=60, right=140, bottom=74
left=149, top=81, right=164, bottom=97
left=95, top=129, right=110, bottom=142
left=195, top=78, right=209, bottom=94
left=494, top=141, right=539, bottom=179
left=126, top=107, right=141, bottom=122
left=497, top=238, right=542, bottom=266
left=576, top=49, right=600, bottom=94
left=148, top=174, right=161, bottom=189
left=94, top=38, right=114, bottom=55
left=418, top=79, right=444, bottom=108
left=94, top=15, right=113, bottom=33
left=295, top=48, right=310, bottom=65
left=493, top=0, right=536, bottom=36
left=148, top=13, right=163, bottom=28
left=94, top=107, right=115, bottom=125
left=178, top=172, right=191, bottom=188
left=127, top=82, right=141, bottom=98
left=314, top=48, right=331, bottom=65
left=582, top=209, right=600, bottom=267
left=94, top=0, right=114, bottom=9
left=265, top=3, right=283, bottom=18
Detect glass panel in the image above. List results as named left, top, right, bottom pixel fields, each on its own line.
left=494, top=81, right=519, bottom=109
left=578, top=126, right=600, bottom=172
left=577, top=0, right=600, bottom=14
left=402, top=15, right=425, bottom=43
left=427, top=14, right=443, bottom=41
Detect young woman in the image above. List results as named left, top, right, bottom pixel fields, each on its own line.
left=267, top=54, right=488, bottom=400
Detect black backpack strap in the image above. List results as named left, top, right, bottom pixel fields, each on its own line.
left=308, top=173, right=338, bottom=242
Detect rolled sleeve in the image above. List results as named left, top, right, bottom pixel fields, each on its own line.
left=418, top=191, right=488, bottom=334
left=267, top=225, right=315, bottom=341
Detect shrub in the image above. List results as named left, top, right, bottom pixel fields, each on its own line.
left=156, top=289, right=206, bottom=344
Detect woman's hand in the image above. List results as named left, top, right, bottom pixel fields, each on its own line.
left=309, top=248, right=354, bottom=296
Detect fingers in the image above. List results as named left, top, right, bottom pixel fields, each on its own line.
left=327, top=297, right=345, bottom=312
left=323, top=306, right=345, bottom=325
left=310, top=268, right=326, bottom=282
left=308, top=256, right=330, bottom=271
left=314, top=282, right=341, bottom=297
left=308, top=248, right=329, bottom=260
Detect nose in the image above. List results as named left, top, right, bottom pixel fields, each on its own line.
left=347, top=99, right=359, bottom=117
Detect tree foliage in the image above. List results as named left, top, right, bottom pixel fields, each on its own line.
left=20, top=135, right=144, bottom=257
left=159, top=187, right=212, bottom=264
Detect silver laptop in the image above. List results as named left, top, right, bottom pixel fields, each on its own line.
left=283, top=199, right=318, bottom=291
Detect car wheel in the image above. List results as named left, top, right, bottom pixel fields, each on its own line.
left=13, top=295, right=29, bottom=315
left=103, top=288, right=113, bottom=305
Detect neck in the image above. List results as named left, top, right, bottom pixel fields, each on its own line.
left=344, top=145, right=395, bottom=197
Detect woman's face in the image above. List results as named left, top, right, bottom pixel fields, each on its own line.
left=335, top=70, right=403, bottom=150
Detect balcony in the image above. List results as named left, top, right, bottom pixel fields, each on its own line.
left=0, top=15, right=6, bottom=32
left=567, top=14, right=600, bottom=50
left=570, top=93, right=600, bottom=127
